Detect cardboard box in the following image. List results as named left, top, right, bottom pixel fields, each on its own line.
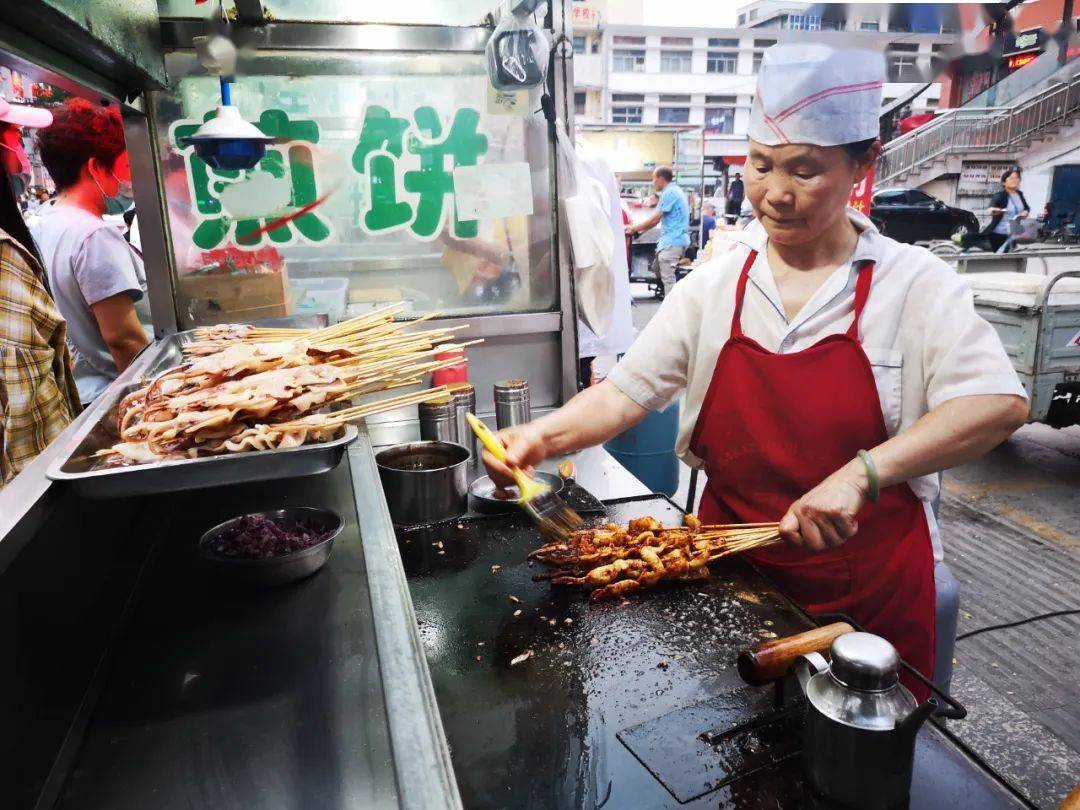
left=179, top=267, right=293, bottom=327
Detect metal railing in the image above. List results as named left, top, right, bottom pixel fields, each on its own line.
left=877, top=72, right=1080, bottom=184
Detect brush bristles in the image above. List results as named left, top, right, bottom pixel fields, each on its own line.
left=524, top=491, right=585, bottom=541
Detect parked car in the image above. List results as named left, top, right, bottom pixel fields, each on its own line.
left=870, top=188, right=980, bottom=244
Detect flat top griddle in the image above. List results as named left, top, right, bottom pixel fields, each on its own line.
left=399, top=495, right=1029, bottom=810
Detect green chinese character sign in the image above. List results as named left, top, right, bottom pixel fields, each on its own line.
left=170, top=109, right=333, bottom=252
left=352, top=105, right=488, bottom=241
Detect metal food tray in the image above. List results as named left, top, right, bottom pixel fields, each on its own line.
left=46, top=331, right=358, bottom=499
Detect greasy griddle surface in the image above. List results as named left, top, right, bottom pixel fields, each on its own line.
left=400, top=496, right=1029, bottom=810
left=398, top=496, right=810, bottom=809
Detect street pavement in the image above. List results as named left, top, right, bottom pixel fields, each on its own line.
left=628, top=286, right=1080, bottom=807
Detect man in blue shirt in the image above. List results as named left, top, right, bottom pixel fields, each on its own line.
left=700, top=201, right=717, bottom=248
left=626, top=166, right=689, bottom=297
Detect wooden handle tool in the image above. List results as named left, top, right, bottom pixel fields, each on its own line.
left=736, top=621, right=855, bottom=686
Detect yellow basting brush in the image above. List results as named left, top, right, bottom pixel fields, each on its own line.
left=466, top=414, right=584, bottom=541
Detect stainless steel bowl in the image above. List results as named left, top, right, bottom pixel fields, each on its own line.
left=198, top=507, right=344, bottom=588
left=376, top=441, right=469, bottom=526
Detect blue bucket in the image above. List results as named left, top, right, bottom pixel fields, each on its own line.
left=604, top=402, right=680, bottom=496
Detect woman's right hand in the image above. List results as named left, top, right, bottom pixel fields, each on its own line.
left=482, top=422, right=552, bottom=490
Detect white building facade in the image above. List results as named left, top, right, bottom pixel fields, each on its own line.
left=571, top=5, right=956, bottom=195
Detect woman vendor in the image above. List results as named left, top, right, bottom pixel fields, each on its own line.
left=483, top=45, right=1028, bottom=696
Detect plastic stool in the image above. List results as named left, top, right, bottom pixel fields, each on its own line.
left=933, top=561, right=960, bottom=695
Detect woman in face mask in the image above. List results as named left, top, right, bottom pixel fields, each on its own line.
left=31, top=98, right=148, bottom=405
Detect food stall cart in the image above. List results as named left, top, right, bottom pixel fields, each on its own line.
left=0, top=3, right=1043, bottom=809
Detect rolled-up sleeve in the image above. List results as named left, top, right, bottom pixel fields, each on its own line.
left=920, top=269, right=1028, bottom=410
left=606, top=278, right=695, bottom=411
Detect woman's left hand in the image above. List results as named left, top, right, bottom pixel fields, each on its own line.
left=779, top=460, right=870, bottom=551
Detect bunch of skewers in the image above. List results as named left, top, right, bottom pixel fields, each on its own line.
left=97, top=304, right=476, bottom=465
left=530, top=515, right=782, bottom=602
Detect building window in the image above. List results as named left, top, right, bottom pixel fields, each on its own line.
left=661, top=50, right=692, bottom=72
left=613, top=35, right=646, bottom=45
left=661, top=36, right=693, bottom=46
left=611, top=94, right=644, bottom=124
left=574, top=92, right=586, bottom=115
left=704, top=96, right=736, bottom=134
left=737, top=13, right=746, bottom=25
left=613, top=49, right=646, bottom=72
left=752, top=38, right=776, bottom=71
left=860, top=20, right=879, bottom=31
left=707, top=41, right=740, bottom=74
left=785, top=14, right=821, bottom=31
left=749, top=9, right=757, bottom=20
left=573, top=36, right=586, bottom=54
left=707, top=52, right=739, bottom=73
left=888, top=54, right=919, bottom=81
left=658, top=95, right=690, bottom=124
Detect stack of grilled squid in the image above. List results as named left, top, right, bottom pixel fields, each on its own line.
left=97, top=305, right=475, bottom=465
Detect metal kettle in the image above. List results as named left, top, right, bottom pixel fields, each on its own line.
left=796, top=632, right=936, bottom=809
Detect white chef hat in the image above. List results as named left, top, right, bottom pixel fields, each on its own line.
left=748, top=44, right=885, bottom=147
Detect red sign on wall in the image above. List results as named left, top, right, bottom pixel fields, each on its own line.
left=849, top=166, right=874, bottom=217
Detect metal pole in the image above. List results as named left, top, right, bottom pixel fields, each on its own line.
left=124, top=100, right=180, bottom=338
left=699, top=127, right=706, bottom=246
left=1062, top=0, right=1074, bottom=67
left=551, top=0, right=579, bottom=404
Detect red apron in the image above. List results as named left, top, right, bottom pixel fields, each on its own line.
left=691, top=249, right=936, bottom=699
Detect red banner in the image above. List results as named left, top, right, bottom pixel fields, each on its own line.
left=848, top=165, right=874, bottom=217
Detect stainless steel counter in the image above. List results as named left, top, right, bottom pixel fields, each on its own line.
left=53, top=457, right=401, bottom=810
left=0, top=320, right=657, bottom=810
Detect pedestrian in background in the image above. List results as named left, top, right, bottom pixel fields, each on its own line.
left=700, top=201, right=717, bottom=249
left=963, top=167, right=1029, bottom=253
left=625, top=166, right=689, bottom=297
left=32, top=99, right=148, bottom=405
left=725, top=171, right=744, bottom=223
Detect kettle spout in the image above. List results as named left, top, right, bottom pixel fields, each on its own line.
left=897, top=698, right=937, bottom=736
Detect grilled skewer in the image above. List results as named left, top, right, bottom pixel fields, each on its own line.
left=529, top=514, right=781, bottom=602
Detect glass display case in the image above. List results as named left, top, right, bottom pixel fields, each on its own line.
left=152, top=50, right=556, bottom=327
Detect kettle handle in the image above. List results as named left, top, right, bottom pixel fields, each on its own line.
left=795, top=652, right=830, bottom=694
left=737, top=621, right=854, bottom=686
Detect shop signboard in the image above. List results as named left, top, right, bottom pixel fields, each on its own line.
left=959, top=165, right=989, bottom=193
left=1005, top=29, right=1042, bottom=56
left=350, top=105, right=488, bottom=240
left=171, top=109, right=333, bottom=252
left=171, top=102, right=506, bottom=252
left=572, top=1, right=601, bottom=29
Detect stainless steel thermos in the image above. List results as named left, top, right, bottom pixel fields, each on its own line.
left=494, top=379, right=531, bottom=431
left=449, top=383, right=478, bottom=463
left=418, top=395, right=458, bottom=443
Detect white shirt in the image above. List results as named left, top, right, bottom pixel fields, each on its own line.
left=575, top=146, right=634, bottom=359
left=607, top=208, right=1028, bottom=559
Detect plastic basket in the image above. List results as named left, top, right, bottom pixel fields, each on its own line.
left=1008, top=217, right=1040, bottom=242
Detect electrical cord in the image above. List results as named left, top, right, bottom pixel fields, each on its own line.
left=955, top=608, right=1080, bottom=641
